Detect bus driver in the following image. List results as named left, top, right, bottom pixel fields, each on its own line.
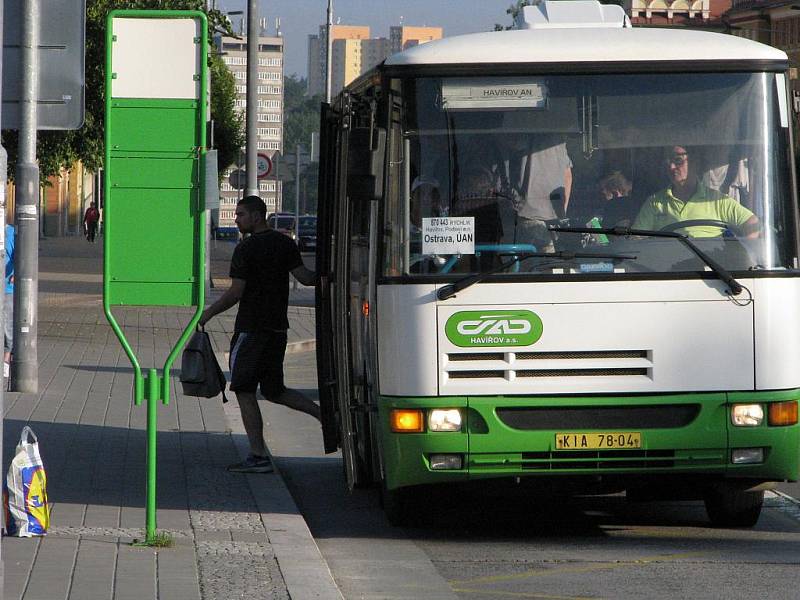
left=633, top=146, right=760, bottom=238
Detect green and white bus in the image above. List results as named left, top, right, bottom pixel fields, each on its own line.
left=315, top=0, right=800, bottom=526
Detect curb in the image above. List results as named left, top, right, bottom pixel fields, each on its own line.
left=287, top=339, right=317, bottom=354
left=218, top=353, right=341, bottom=600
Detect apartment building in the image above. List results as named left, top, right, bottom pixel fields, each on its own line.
left=215, top=32, right=284, bottom=231
left=308, top=24, right=441, bottom=98
left=389, top=25, right=443, bottom=54
left=307, top=25, right=370, bottom=97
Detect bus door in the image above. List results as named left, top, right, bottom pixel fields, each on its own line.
left=334, top=121, right=383, bottom=488
left=316, top=102, right=343, bottom=454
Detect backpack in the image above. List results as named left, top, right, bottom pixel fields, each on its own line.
left=180, top=327, right=228, bottom=402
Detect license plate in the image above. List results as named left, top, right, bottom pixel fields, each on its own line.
left=554, top=432, right=642, bottom=450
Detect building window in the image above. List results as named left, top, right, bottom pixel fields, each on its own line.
left=257, top=85, right=282, bottom=94
left=258, top=99, right=281, bottom=109
left=259, top=181, right=277, bottom=192
left=257, top=127, right=281, bottom=137
left=257, top=71, right=282, bottom=81
left=259, top=57, right=282, bottom=66
left=236, top=85, right=246, bottom=94
left=223, top=56, right=246, bottom=66
left=234, top=71, right=246, bottom=80
left=257, top=141, right=281, bottom=150
left=258, top=113, right=281, bottom=122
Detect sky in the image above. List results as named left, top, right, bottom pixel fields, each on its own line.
left=219, top=0, right=514, bottom=77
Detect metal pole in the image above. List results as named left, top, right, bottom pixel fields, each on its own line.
left=146, top=368, right=158, bottom=542
left=325, top=0, right=333, bottom=102
left=14, top=0, right=40, bottom=393
left=245, top=0, right=258, bottom=197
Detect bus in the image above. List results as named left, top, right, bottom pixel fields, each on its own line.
left=315, top=0, right=800, bottom=527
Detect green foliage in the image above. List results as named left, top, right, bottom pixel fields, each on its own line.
left=2, top=0, right=242, bottom=181
left=283, top=75, right=322, bottom=154
left=282, top=74, right=322, bottom=214
left=209, top=52, right=244, bottom=177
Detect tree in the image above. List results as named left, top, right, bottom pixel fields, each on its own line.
left=209, top=52, right=244, bottom=178
left=282, top=74, right=322, bottom=214
left=2, top=0, right=243, bottom=181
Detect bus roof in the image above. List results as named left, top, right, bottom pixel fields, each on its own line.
left=384, top=28, right=787, bottom=67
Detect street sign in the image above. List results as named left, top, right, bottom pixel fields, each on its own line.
left=1, top=0, right=86, bottom=130
left=256, top=152, right=272, bottom=179
left=229, top=169, right=247, bottom=190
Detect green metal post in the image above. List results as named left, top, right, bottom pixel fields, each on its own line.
left=146, top=368, right=159, bottom=542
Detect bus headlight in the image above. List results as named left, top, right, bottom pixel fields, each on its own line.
left=731, top=404, right=764, bottom=426
left=429, top=409, right=462, bottom=432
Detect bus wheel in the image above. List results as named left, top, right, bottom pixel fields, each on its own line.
left=704, top=489, right=764, bottom=528
left=380, top=483, right=413, bottom=527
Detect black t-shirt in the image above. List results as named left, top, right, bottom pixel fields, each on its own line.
left=229, top=230, right=303, bottom=332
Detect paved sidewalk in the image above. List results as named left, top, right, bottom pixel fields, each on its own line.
left=2, top=235, right=336, bottom=599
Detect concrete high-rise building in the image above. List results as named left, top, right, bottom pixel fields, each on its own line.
left=215, top=32, right=284, bottom=231
left=307, top=25, right=370, bottom=97
left=389, top=25, right=443, bottom=55
left=329, top=37, right=390, bottom=96
left=307, top=24, right=442, bottom=98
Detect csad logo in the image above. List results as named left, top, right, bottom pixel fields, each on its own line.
left=445, top=310, right=543, bottom=347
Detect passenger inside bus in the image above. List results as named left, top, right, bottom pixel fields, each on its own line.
left=597, top=170, right=638, bottom=228
left=632, top=145, right=760, bottom=238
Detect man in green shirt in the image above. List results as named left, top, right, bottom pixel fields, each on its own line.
left=633, top=146, right=759, bottom=238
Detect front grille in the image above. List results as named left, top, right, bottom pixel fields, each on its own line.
left=497, top=405, right=700, bottom=430
left=522, top=449, right=675, bottom=470
left=443, top=349, right=652, bottom=384
left=516, top=350, right=649, bottom=360
left=448, top=352, right=505, bottom=362
left=449, top=370, right=506, bottom=379
left=516, top=368, right=648, bottom=378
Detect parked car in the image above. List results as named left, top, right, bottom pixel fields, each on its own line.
left=267, top=213, right=297, bottom=239
left=296, top=216, right=317, bottom=252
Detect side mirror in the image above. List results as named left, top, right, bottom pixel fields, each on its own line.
left=347, top=127, right=386, bottom=201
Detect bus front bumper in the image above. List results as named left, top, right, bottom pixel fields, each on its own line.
left=379, top=391, right=800, bottom=492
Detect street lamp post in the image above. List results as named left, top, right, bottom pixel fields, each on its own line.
left=326, top=0, right=333, bottom=102
left=245, top=0, right=258, bottom=198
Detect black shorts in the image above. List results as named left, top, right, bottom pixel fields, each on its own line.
left=229, top=331, right=287, bottom=397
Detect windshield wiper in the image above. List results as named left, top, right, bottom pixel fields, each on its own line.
left=436, top=251, right=637, bottom=301
left=549, top=225, right=744, bottom=296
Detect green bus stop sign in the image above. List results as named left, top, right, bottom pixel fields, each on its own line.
left=103, top=10, right=208, bottom=545
left=105, top=11, right=206, bottom=307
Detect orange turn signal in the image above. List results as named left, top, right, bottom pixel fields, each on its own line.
left=390, top=409, right=424, bottom=433
left=768, top=401, right=798, bottom=426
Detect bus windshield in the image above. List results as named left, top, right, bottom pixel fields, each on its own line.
left=383, top=72, right=797, bottom=278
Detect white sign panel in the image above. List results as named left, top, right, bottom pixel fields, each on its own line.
left=111, top=18, right=201, bottom=100
left=422, top=217, right=475, bottom=255
left=442, top=78, right=548, bottom=110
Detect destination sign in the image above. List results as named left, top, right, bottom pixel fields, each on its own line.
left=441, top=78, right=548, bottom=110
left=421, top=217, right=475, bottom=255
